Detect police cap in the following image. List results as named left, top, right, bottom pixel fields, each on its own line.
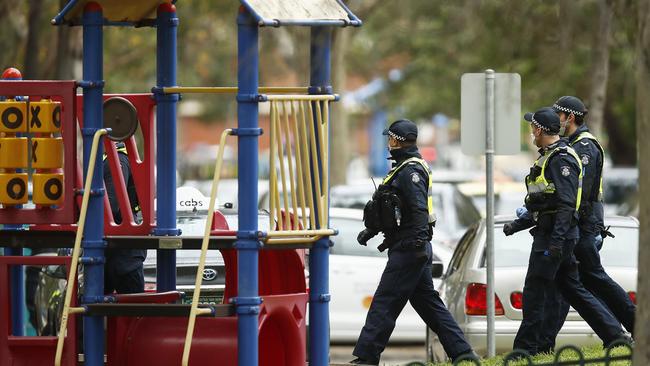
left=382, top=119, right=418, bottom=142
left=524, top=107, right=561, bottom=135
left=551, top=96, right=588, bottom=117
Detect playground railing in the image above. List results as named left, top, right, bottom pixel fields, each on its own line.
left=264, top=94, right=337, bottom=245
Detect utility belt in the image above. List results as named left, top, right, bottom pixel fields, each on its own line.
left=363, top=184, right=402, bottom=232
left=377, top=229, right=432, bottom=252
left=529, top=211, right=578, bottom=235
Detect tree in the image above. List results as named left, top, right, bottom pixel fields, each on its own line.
left=632, top=0, right=650, bottom=364
left=587, top=0, right=614, bottom=138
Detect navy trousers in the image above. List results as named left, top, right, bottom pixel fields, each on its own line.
left=513, top=239, right=623, bottom=355
left=353, top=242, right=471, bottom=362
left=542, top=231, right=636, bottom=350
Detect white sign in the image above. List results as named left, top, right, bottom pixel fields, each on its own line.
left=461, top=73, right=521, bottom=155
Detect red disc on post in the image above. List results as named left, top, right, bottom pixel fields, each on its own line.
left=84, top=2, right=102, bottom=12
left=158, top=3, right=176, bottom=13
left=1, top=68, right=22, bottom=80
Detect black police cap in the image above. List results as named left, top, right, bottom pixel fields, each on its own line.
left=551, top=96, right=588, bottom=117
left=382, top=119, right=418, bottom=142
left=524, top=107, right=561, bottom=135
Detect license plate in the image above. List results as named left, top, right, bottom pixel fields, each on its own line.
left=182, top=293, right=223, bottom=305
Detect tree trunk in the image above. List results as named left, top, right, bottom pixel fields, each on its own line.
left=330, top=27, right=352, bottom=186
left=633, top=0, right=650, bottom=364
left=23, top=0, right=44, bottom=79
left=588, top=0, right=614, bottom=138
left=54, top=0, right=75, bottom=80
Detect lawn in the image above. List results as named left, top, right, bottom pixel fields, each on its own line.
left=427, top=344, right=632, bottom=366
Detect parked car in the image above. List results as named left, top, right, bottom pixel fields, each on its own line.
left=327, top=207, right=453, bottom=342
left=456, top=181, right=527, bottom=217
left=143, top=186, right=271, bottom=304
left=328, top=182, right=481, bottom=247
left=427, top=215, right=638, bottom=361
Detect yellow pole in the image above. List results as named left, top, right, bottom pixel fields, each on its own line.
left=272, top=104, right=284, bottom=230
left=265, top=229, right=336, bottom=237
left=275, top=106, right=291, bottom=229
left=163, top=86, right=309, bottom=95
left=55, top=129, right=107, bottom=366
left=322, top=101, right=330, bottom=221
left=269, top=102, right=277, bottom=230
left=282, top=101, right=300, bottom=230
left=290, top=101, right=308, bottom=230
left=182, top=129, right=232, bottom=366
left=315, top=101, right=328, bottom=227
left=265, top=94, right=337, bottom=101
left=306, top=102, right=323, bottom=229
left=299, top=101, right=316, bottom=230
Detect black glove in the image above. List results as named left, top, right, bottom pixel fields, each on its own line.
left=600, top=225, right=615, bottom=240
left=545, top=245, right=563, bottom=260
left=357, top=229, right=377, bottom=246
left=503, top=222, right=517, bottom=236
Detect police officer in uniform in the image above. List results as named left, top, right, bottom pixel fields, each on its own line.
left=503, top=108, right=625, bottom=355
left=539, top=96, right=636, bottom=348
left=350, top=120, right=476, bottom=365
left=103, top=142, right=146, bottom=294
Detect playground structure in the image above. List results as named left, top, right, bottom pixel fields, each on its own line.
left=0, top=1, right=360, bottom=365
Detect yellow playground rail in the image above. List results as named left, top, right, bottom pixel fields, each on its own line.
left=182, top=129, right=233, bottom=366
left=55, top=129, right=108, bottom=366
left=266, top=94, right=337, bottom=244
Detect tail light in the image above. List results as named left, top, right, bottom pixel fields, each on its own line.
left=510, top=291, right=523, bottom=310
left=465, top=283, right=505, bottom=316
left=628, top=291, right=636, bottom=305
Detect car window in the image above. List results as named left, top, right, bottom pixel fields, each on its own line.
left=447, top=225, right=478, bottom=275
left=329, top=217, right=385, bottom=257
left=453, top=189, right=481, bottom=228
left=481, top=225, right=638, bottom=268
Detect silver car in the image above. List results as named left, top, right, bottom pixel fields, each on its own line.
left=428, top=215, right=638, bottom=361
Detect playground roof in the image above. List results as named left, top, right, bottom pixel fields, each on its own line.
left=240, top=0, right=361, bottom=27
left=52, top=0, right=176, bottom=26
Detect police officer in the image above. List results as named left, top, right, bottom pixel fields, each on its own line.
left=350, top=119, right=476, bottom=365
left=103, top=142, right=146, bottom=294
left=539, top=96, right=636, bottom=348
left=503, top=108, right=625, bottom=355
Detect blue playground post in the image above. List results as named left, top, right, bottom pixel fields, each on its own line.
left=308, top=26, right=333, bottom=366
left=81, top=3, right=105, bottom=365
left=235, top=8, right=262, bottom=366
left=154, top=3, right=180, bottom=292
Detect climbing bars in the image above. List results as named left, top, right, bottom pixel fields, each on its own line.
left=266, top=95, right=337, bottom=244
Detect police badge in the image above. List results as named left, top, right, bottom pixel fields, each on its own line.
left=581, top=154, right=589, bottom=165
left=411, top=172, right=420, bottom=183
left=561, top=166, right=571, bottom=176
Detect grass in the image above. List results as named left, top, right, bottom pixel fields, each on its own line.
left=427, top=344, right=632, bottom=366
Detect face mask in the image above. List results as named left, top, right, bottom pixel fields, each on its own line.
left=559, top=114, right=570, bottom=136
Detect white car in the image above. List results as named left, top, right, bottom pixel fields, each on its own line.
left=328, top=207, right=453, bottom=342
left=428, top=215, right=638, bottom=360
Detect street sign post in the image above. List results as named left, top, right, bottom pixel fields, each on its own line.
left=461, top=70, right=521, bottom=357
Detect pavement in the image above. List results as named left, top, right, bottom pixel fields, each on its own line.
left=329, top=343, right=427, bottom=365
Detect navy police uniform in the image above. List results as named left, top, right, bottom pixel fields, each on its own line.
left=103, top=143, right=146, bottom=294
left=542, top=97, right=636, bottom=348
left=505, top=108, right=624, bottom=355
left=352, top=120, right=473, bottom=365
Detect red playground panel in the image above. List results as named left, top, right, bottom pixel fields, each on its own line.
left=106, top=293, right=307, bottom=366
left=0, top=256, right=77, bottom=366
left=0, top=81, right=78, bottom=225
